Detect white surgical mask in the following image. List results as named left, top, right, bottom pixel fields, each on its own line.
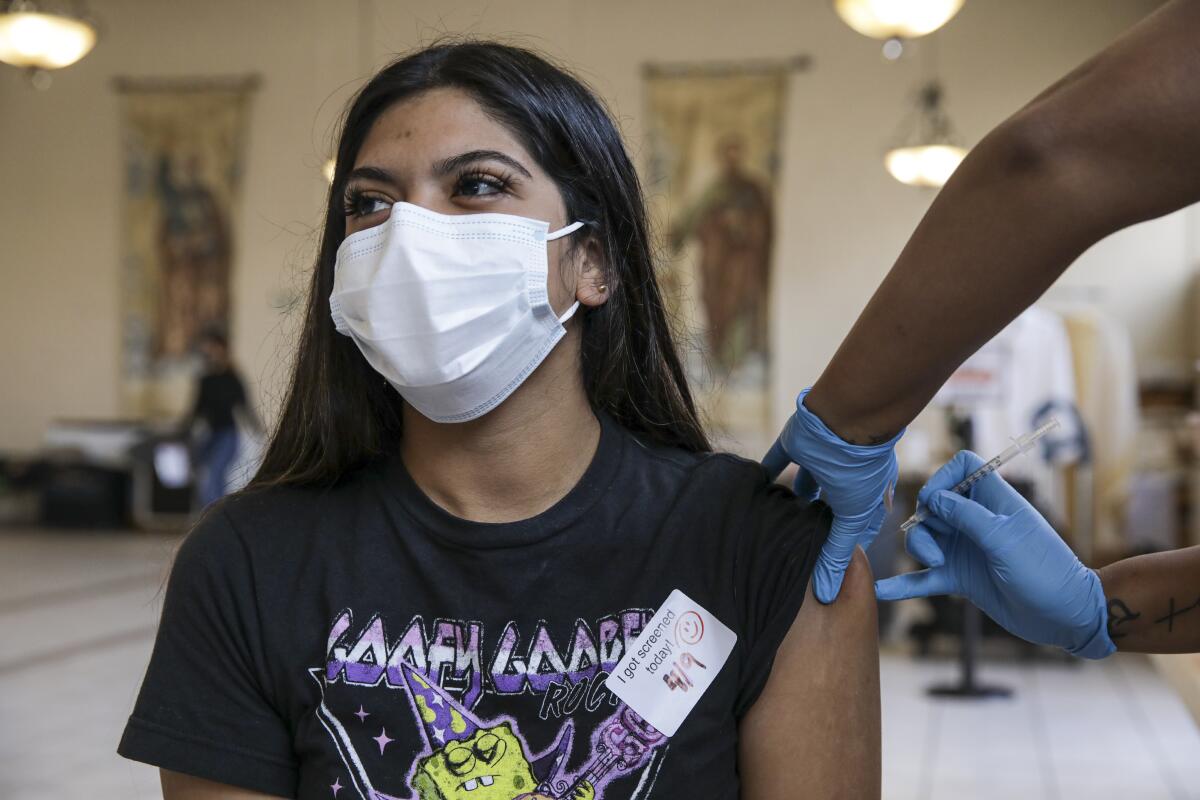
left=329, top=202, right=585, bottom=423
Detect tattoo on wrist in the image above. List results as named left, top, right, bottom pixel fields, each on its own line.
left=1107, top=598, right=1140, bottom=640
left=1154, top=595, right=1200, bottom=633
left=1109, top=594, right=1200, bottom=638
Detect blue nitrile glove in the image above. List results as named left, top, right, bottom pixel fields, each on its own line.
left=763, top=387, right=906, bottom=603
left=875, top=450, right=1116, bottom=659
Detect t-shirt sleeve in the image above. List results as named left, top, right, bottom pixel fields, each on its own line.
left=730, top=474, right=832, bottom=717
left=117, top=506, right=298, bottom=796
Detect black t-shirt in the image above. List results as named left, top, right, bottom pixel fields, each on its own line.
left=192, top=367, right=247, bottom=431
left=118, top=414, right=830, bottom=799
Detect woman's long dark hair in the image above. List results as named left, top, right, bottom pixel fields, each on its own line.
left=251, top=41, right=709, bottom=489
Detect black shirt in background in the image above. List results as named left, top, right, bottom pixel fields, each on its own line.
left=118, top=414, right=831, bottom=799
left=192, top=367, right=247, bottom=431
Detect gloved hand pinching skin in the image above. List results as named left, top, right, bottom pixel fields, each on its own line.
left=875, top=450, right=1116, bottom=659
left=763, top=387, right=903, bottom=603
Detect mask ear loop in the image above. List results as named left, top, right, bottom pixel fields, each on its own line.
left=546, top=221, right=585, bottom=240
left=546, top=220, right=590, bottom=322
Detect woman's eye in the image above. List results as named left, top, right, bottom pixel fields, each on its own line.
left=363, top=197, right=391, bottom=214
left=344, top=192, right=391, bottom=217
left=455, top=174, right=507, bottom=198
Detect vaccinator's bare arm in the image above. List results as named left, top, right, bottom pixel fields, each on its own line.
left=806, top=0, right=1200, bottom=444
left=1100, top=545, right=1200, bottom=654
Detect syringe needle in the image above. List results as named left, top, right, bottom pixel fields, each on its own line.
left=898, top=418, right=1060, bottom=532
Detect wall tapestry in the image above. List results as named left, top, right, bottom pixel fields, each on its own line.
left=116, top=75, right=256, bottom=417
left=644, top=59, right=797, bottom=447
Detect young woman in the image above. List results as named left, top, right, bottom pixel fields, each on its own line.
left=118, top=42, right=879, bottom=800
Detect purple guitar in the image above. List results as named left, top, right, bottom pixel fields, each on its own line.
left=538, top=705, right=667, bottom=800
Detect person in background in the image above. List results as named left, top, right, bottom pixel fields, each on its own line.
left=187, top=329, right=259, bottom=508
left=766, top=0, right=1200, bottom=657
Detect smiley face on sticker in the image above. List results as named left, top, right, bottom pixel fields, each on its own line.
left=676, top=611, right=704, bottom=645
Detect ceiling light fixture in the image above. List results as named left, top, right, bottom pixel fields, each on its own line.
left=0, top=1, right=97, bottom=76
left=885, top=81, right=967, bottom=188
left=834, top=0, right=964, bottom=40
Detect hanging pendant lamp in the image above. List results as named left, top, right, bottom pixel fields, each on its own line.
left=0, top=1, right=97, bottom=71
left=834, top=0, right=964, bottom=40
left=885, top=81, right=967, bottom=188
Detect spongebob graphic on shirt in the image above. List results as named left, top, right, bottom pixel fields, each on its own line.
left=313, top=608, right=670, bottom=800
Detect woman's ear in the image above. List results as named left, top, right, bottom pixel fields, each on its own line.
left=575, top=236, right=611, bottom=308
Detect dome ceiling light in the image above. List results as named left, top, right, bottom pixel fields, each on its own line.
left=885, top=81, right=967, bottom=188
left=834, top=0, right=964, bottom=59
left=0, top=1, right=98, bottom=79
left=834, top=0, right=964, bottom=40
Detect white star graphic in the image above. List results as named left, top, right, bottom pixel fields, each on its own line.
left=354, top=705, right=369, bottom=722
left=432, top=725, right=446, bottom=743
left=331, top=777, right=343, bottom=796
left=430, top=693, right=444, bottom=707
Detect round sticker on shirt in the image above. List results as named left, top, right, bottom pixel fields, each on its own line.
left=676, top=611, right=704, bottom=645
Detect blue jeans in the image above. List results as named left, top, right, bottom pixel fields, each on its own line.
left=197, top=426, right=239, bottom=509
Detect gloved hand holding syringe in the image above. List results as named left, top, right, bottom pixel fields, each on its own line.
left=876, top=418, right=1116, bottom=660
left=898, top=418, right=1061, bottom=533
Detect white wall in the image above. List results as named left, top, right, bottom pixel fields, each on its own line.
left=0, top=0, right=1184, bottom=451
left=1059, top=213, right=1194, bottom=383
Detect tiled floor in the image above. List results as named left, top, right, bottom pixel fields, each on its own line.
left=1, top=526, right=1198, bottom=799
left=879, top=648, right=1200, bottom=799
left=0, top=527, right=177, bottom=798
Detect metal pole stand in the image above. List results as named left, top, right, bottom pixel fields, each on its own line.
left=926, top=602, right=1012, bottom=699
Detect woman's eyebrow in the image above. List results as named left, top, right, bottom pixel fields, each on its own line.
left=432, top=149, right=533, bottom=179
left=344, top=165, right=398, bottom=186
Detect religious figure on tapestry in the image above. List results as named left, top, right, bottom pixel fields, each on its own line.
left=117, top=78, right=255, bottom=417
left=668, top=133, right=773, bottom=372
left=645, top=63, right=788, bottom=444
left=154, top=152, right=231, bottom=359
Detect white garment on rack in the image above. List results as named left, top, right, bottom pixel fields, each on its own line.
left=1058, top=304, right=1140, bottom=553
left=937, top=307, right=1084, bottom=520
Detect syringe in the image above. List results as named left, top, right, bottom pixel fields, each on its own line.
left=898, top=418, right=1061, bottom=532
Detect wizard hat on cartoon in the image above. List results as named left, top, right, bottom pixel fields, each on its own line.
left=398, top=662, right=483, bottom=748
left=398, top=662, right=574, bottom=785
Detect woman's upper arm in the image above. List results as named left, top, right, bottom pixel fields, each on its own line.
left=161, top=770, right=288, bottom=800
left=737, top=546, right=880, bottom=800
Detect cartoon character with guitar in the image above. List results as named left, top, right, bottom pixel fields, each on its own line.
left=317, top=661, right=668, bottom=800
